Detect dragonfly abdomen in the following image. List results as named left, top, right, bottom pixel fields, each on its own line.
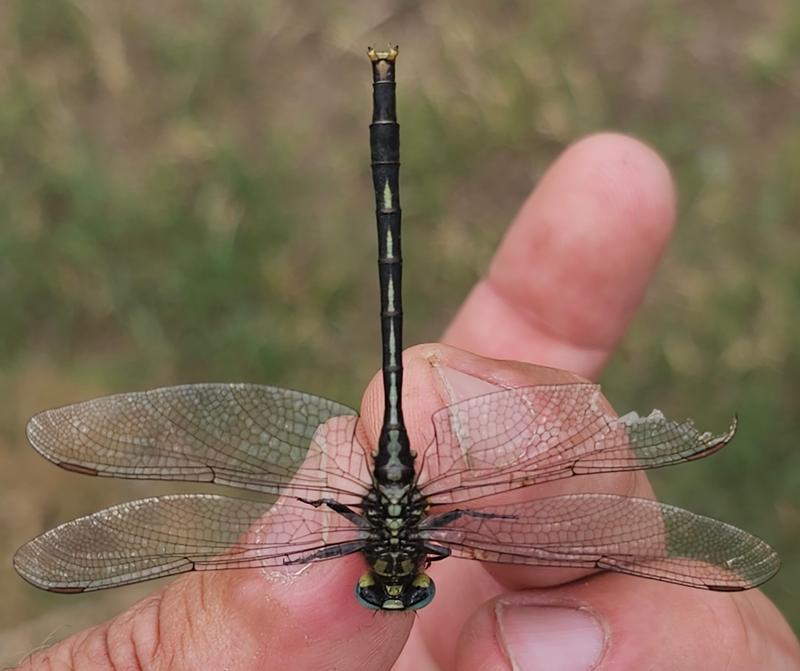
left=369, top=46, right=416, bottom=483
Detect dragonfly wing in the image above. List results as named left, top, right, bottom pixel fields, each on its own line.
left=423, top=494, right=779, bottom=591
left=14, top=494, right=365, bottom=592
left=419, top=384, right=736, bottom=504
left=26, top=384, right=370, bottom=500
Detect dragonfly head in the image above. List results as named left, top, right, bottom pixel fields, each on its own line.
left=356, top=572, right=435, bottom=611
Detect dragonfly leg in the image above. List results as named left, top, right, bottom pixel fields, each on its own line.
left=423, top=508, right=518, bottom=529
left=284, top=540, right=366, bottom=565
left=297, top=497, right=365, bottom=527
left=424, top=542, right=451, bottom=562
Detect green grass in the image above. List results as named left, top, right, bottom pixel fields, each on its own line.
left=1, top=1, right=797, bottom=658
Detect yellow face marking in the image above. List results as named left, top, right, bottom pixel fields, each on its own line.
left=412, top=574, right=431, bottom=589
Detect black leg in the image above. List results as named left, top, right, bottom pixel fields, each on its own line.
left=423, top=508, right=517, bottom=529
left=424, top=542, right=451, bottom=562
left=284, top=540, right=366, bottom=565
left=297, top=497, right=366, bottom=527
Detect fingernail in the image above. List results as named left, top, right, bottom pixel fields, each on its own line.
left=497, top=603, right=607, bottom=671
left=432, top=364, right=500, bottom=403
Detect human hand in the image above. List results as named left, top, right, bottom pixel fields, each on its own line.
left=15, top=133, right=799, bottom=670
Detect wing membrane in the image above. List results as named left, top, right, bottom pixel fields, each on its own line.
left=14, top=494, right=364, bottom=592
left=419, top=384, right=736, bottom=504
left=423, top=494, right=779, bottom=591
left=26, top=384, right=370, bottom=500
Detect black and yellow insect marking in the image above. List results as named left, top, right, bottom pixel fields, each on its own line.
left=355, top=46, right=439, bottom=611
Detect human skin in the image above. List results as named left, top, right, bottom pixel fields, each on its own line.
left=15, top=133, right=800, bottom=670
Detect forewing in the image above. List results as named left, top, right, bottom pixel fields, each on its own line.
left=419, top=384, right=736, bottom=505
left=423, top=494, right=779, bottom=591
left=26, top=384, right=370, bottom=501
left=14, top=494, right=364, bottom=592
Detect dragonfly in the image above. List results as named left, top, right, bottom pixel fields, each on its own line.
left=14, top=46, right=779, bottom=611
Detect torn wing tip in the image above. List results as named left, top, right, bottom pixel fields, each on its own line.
left=712, top=413, right=739, bottom=446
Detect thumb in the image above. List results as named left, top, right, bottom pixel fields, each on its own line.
left=454, top=573, right=799, bottom=671
left=15, top=554, right=411, bottom=670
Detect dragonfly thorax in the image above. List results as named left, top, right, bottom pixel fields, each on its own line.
left=357, top=483, right=434, bottom=610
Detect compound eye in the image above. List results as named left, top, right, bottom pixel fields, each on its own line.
left=403, top=574, right=435, bottom=610
left=355, top=573, right=387, bottom=610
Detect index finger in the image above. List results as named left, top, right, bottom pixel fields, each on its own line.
left=444, top=132, right=676, bottom=379
left=383, top=132, right=678, bottom=670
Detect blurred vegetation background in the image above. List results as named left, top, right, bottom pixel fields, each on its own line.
left=0, top=0, right=798, bottom=662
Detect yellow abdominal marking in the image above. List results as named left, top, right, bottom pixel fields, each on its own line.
left=368, top=45, right=399, bottom=62
left=383, top=180, right=392, bottom=211
left=387, top=276, right=395, bottom=312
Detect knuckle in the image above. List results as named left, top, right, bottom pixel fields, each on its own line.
left=104, top=594, right=165, bottom=670
left=17, top=591, right=178, bottom=671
